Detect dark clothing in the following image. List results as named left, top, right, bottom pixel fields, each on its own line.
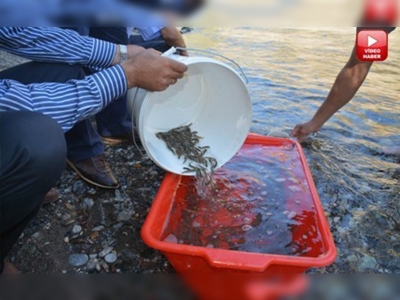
left=0, top=111, right=67, bottom=272
left=129, top=35, right=171, bottom=53
left=0, top=63, right=86, bottom=271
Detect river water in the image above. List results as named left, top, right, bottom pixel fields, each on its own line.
left=185, top=28, right=400, bottom=273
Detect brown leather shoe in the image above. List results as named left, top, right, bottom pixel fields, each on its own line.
left=43, top=188, right=60, bottom=204
left=67, top=155, right=119, bottom=189
left=2, top=261, right=20, bottom=274
left=101, top=133, right=139, bottom=146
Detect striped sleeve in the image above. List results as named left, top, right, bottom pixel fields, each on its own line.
left=0, top=65, right=127, bottom=132
left=0, top=27, right=116, bottom=68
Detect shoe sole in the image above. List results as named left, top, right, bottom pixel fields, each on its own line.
left=42, top=196, right=60, bottom=205
left=101, top=136, right=126, bottom=146
left=66, top=159, right=120, bottom=189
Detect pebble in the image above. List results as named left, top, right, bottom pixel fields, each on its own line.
left=275, top=178, right=286, bottom=183
left=61, top=213, right=71, bottom=221
left=115, top=189, right=122, bottom=200
left=100, top=261, right=109, bottom=272
left=32, top=232, right=42, bottom=240
left=83, top=198, right=95, bottom=210
left=99, top=246, right=113, bottom=258
left=242, top=225, right=253, bottom=231
left=192, top=221, right=201, bottom=228
left=68, top=254, right=89, bottom=267
left=357, top=255, right=378, bottom=272
left=149, top=171, right=158, bottom=176
left=92, top=226, right=105, bottom=232
left=86, top=258, right=98, bottom=271
left=72, top=225, right=82, bottom=234
left=105, top=252, right=118, bottom=264
left=117, top=211, right=133, bottom=222
left=164, top=234, right=178, bottom=244
left=95, top=263, right=101, bottom=272
left=89, top=254, right=98, bottom=259
left=72, top=180, right=87, bottom=194
left=261, top=191, right=268, bottom=196
left=113, top=223, right=124, bottom=229
left=243, top=217, right=252, bottom=224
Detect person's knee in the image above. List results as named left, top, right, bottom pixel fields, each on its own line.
left=1, top=111, right=67, bottom=183
left=25, top=112, right=67, bottom=178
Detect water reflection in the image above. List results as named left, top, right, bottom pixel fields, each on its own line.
left=185, top=28, right=399, bottom=273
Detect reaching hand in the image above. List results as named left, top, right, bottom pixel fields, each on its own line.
left=121, top=49, right=188, bottom=91
left=291, top=121, right=319, bottom=143
left=161, top=27, right=189, bottom=56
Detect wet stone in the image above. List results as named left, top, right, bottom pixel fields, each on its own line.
left=105, top=252, right=117, bottom=264
left=117, top=211, right=133, bottom=222
left=83, top=198, right=95, bottom=210
left=92, top=226, right=105, bottom=232
left=61, top=213, right=71, bottom=221
left=72, top=180, right=87, bottom=194
left=86, top=258, right=98, bottom=271
left=31, top=232, right=42, bottom=240
left=68, top=254, right=89, bottom=267
left=72, top=225, right=82, bottom=234
left=149, top=171, right=158, bottom=176
left=115, top=189, right=122, bottom=200
left=99, top=246, right=113, bottom=258
left=357, top=255, right=378, bottom=272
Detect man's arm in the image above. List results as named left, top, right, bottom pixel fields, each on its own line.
left=0, top=49, right=188, bottom=132
left=291, top=45, right=373, bottom=142
left=0, top=27, right=118, bottom=68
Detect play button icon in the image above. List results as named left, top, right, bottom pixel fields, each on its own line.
left=367, top=35, right=378, bottom=47
left=357, top=30, right=388, bottom=62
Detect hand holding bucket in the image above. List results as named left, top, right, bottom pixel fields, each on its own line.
left=127, top=48, right=253, bottom=175
left=121, top=49, right=187, bottom=91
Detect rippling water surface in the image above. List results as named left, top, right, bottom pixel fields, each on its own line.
left=185, top=28, right=400, bottom=273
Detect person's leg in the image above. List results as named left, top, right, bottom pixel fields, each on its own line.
left=0, top=111, right=67, bottom=273
left=0, top=62, right=116, bottom=188
left=0, top=62, right=89, bottom=198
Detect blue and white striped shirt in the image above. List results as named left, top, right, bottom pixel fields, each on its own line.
left=0, top=27, right=127, bottom=132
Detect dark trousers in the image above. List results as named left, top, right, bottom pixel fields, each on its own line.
left=0, top=63, right=86, bottom=272
left=0, top=111, right=67, bottom=272
left=64, top=27, right=170, bottom=162
left=0, top=62, right=93, bottom=161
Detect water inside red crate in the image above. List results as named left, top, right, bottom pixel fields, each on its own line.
left=162, top=143, right=325, bottom=257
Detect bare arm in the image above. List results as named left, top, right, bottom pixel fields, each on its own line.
left=291, top=45, right=373, bottom=142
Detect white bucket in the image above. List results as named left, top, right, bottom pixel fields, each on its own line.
left=127, top=51, right=252, bottom=175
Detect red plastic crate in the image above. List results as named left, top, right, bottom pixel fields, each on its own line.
left=141, top=134, right=337, bottom=299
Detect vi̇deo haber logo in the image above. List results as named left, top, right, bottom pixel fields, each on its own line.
left=357, top=30, right=388, bottom=62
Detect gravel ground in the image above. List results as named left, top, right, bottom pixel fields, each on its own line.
left=8, top=141, right=173, bottom=274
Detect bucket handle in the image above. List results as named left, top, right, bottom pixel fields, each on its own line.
left=168, top=46, right=249, bottom=84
